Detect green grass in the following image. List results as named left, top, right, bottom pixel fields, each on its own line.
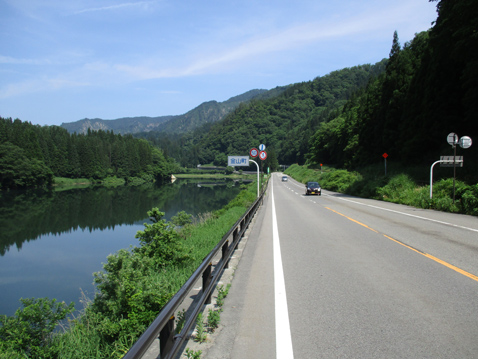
left=173, top=173, right=255, bottom=179
left=53, top=177, right=91, bottom=186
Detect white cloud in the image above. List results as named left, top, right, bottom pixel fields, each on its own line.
left=74, top=1, right=159, bottom=14
left=0, top=55, right=52, bottom=65
left=0, top=74, right=91, bottom=99
left=110, top=3, right=422, bottom=81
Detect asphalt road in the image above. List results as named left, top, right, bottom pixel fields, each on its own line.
left=204, top=173, right=478, bottom=359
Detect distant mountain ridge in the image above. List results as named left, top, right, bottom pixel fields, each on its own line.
left=60, top=88, right=284, bottom=135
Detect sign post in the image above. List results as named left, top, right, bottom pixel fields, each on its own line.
left=430, top=157, right=463, bottom=198
left=448, top=133, right=459, bottom=203
left=247, top=144, right=267, bottom=197
left=250, top=160, right=260, bottom=198
left=258, top=144, right=266, bottom=175
left=228, top=155, right=259, bottom=198
left=446, top=133, right=472, bottom=203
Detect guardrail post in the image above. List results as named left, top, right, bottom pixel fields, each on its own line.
left=203, top=262, right=213, bottom=304
left=233, top=227, right=239, bottom=243
left=160, top=315, right=175, bottom=358
left=222, top=240, right=229, bottom=269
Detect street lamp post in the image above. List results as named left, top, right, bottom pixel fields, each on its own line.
left=446, top=133, right=472, bottom=203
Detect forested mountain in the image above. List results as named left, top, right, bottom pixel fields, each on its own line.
left=0, top=118, right=177, bottom=190
left=309, top=0, right=477, bottom=181
left=61, top=89, right=277, bottom=135
left=139, top=62, right=387, bottom=168
left=60, top=116, right=175, bottom=135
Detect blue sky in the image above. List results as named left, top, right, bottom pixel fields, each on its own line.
left=1, top=0, right=438, bottom=127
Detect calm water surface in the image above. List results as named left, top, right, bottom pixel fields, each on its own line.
left=0, top=178, right=246, bottom=316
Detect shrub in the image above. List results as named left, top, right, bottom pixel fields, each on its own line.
left=320, top=169, right=362, bottom=193
left=133, top=208, right=193, bottom=268
left=461, top=184, right=478, bottom=216
left=171, top=211, right=193, bottom=227
left=376, top=174, right=416, bottom=204
left=0, top=298, right=74, bottom=358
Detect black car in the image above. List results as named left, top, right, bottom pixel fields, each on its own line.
left=305, top=181, right=321, bottom=195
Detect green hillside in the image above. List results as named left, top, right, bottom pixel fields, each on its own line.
left=310, top=0, right=477, bottom=182
left=142, top=62, right=387, bottom=168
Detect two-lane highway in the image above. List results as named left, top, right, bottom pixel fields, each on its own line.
left=205, top=173, right=478, bottom=359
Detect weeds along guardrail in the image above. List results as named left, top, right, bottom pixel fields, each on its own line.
left=123, top=178, right=269, bottom=359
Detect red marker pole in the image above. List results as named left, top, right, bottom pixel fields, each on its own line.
left=382, top=153, right=388, bottom=176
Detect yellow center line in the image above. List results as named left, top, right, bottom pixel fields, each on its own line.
left=383, top=234, right=478, bottom=282
left=325, top=207, right=478, bottom=283
left=325, top=207, right=378, bottom=232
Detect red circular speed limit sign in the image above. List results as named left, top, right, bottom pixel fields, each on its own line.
left=250, top=148, right=259, bottom=158
left=259, top=151, right=267, bottom=160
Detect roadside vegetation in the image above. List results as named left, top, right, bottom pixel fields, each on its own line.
left=285, top=164, right=478, bottom=216
left=0, top=181, right=258, bottom=358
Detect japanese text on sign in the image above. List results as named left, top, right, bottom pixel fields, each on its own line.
left=228, top=156, right=250, bottom=166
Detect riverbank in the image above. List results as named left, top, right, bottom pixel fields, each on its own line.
left=173, top=173, right=256, bottom=179
left=0, top=180, right=260, bottom=358
left=52, top=173, right=256, bottom=188
left=53, top=176, right=152, bottom=188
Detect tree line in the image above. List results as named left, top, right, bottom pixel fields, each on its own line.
left=0, top=118, right=178, bottom=190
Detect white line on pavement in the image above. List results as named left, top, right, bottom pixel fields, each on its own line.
left=272, top=177, right=294, bottom=359
left=333, top=196, right=478, bottom=233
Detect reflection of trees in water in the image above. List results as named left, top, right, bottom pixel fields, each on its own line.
left=0, top=179, right=245, bottom=256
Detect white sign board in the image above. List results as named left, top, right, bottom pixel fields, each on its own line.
left=440, top=155, right=463, bottom=167
left=228, top=156, right=249, bottom=166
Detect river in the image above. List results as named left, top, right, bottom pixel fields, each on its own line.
left=0, top=178, right=247, bottom=316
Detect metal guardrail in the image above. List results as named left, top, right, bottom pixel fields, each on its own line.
left=123, top=179, right=268, bottom=359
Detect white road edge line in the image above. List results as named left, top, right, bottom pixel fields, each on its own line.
left=272, top=177, right=295, bottom=359
left=329, top=195, right=478, bottom=233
